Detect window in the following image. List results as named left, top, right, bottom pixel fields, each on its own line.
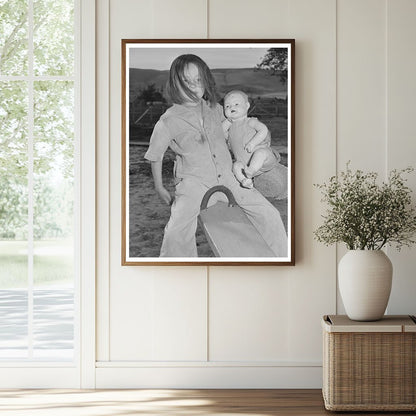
left=0, top=0, right=78, bottom=362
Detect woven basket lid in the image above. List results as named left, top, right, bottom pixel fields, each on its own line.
left=322, top=315, right=416, bottom=333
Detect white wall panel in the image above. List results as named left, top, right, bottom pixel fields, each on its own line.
left=286, top=0, right=337, bottom=361
left=94, top=0, right=416, bottom=388
left=105, top=0, right=209, bottom=362
left=209, top=268, right=290, bottom=361
left=110, top=0, right=154, bottom=37
left=386, top=0, right=416, bottom=315
left=150, top=0, right=207, bottom=38
left=209, top=0, right=289, bottom=38
left=110, top=271, right=154, bottom=360
left=337, top=0, right=387, bottom=171
left=336, top=0, right=387, bottom=314
left=108, top=0, right=206, bottom=39
left=207, top=0, right=336, bottom=366
left=110, top=268, right=207, bottom=361
left=151, top=270, right=207, bottom=361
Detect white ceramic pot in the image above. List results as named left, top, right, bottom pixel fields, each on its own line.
left=338, top=250, right=393, bottom=321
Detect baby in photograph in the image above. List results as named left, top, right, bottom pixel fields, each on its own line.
left=222, top=90, right=287, bottom=198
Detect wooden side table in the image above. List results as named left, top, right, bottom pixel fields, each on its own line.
left=322, top=315, right=416, bottom=411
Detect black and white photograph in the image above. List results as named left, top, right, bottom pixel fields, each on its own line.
left=122, top=40, right=295, bottom=265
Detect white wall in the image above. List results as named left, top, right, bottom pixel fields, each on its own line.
left=95, top=0, right=416, bottom=388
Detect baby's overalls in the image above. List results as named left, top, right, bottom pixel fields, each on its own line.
left=144, top=101, right=288, bottom=257
left=228, top=117, right=277, bottom=173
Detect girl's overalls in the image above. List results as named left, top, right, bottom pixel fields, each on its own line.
left=144, top=101, right=288, bottom=257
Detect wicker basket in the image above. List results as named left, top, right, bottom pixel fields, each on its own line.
left=322, top=315, right=416, bottom=411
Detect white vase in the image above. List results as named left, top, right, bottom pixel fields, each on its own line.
left=338, top=250, right=393, bottom=321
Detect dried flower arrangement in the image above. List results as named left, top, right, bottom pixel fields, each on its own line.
left=314, top=164, right=416, bottom=250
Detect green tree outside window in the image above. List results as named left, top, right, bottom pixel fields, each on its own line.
left=1, top=0, right=75, bottom=288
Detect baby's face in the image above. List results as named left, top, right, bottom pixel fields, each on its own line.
left=224, top=93, right=249, bottom=121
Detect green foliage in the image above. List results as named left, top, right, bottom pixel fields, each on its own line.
left=33, top=0, right=74, bottom=75
left=34, top=81, right=74, bottom=178
left=0, top=81, right=28, bottom=179
left=0, top=174, right=73, bottom=240
left=256, top=48, right=288, bottom=83
left=0, top=0, right=28, bottom=75
left=0, top=1, right=74, bottom=240
left=0, top=177, right=27, bottom=238
left=34, top=176, right=74, bottom=239
left=0, top=0, right=74, bottom=76
left=314, top=164, right=416, bottom=250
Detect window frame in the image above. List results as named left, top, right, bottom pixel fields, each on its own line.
left=0, top=0, right=96, bottom=388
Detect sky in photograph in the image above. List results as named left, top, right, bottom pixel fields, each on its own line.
left=128, top=46, right=271, bottom=70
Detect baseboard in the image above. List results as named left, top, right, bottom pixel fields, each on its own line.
left=95, top=364, right=323, bottom=388
left=0, top=367, right=80, bottom=388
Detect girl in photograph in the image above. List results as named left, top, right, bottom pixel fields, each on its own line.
left=144, top=54, right=287, bottom=257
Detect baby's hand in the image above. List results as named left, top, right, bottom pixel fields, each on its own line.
left=245, top=142, right=255, bottom=153
left=222, top=118, right=232, bottom=131
left=155, top=186, right=172, bottom=205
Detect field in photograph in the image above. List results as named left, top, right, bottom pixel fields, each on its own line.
left=128, top=147, right=288, bottom=258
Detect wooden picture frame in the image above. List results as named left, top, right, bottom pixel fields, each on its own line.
left=122, top=39, right=295, bottom=265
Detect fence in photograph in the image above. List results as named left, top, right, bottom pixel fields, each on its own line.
left=248, top=97, right=287, bottom=119
left=129, top=100, right=168, bottom=144
left=129, top=97, right=287, bottom=145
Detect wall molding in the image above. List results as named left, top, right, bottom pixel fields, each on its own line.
left=96, top=365, right=322, bottom=388
left=96, top=360, right=321, bottom=368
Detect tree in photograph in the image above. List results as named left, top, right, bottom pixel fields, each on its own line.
left=256, top=48, right=288, bottom=83
left=138, top=83, right=165, bottom=103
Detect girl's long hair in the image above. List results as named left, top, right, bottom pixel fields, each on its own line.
left=166, top=54, right=218, bottom=108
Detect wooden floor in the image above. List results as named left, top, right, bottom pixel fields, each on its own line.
left=0, top=389, right=414, bottom=415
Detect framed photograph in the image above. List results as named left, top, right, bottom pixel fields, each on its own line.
left=122, top=39, right=295, bottom=265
